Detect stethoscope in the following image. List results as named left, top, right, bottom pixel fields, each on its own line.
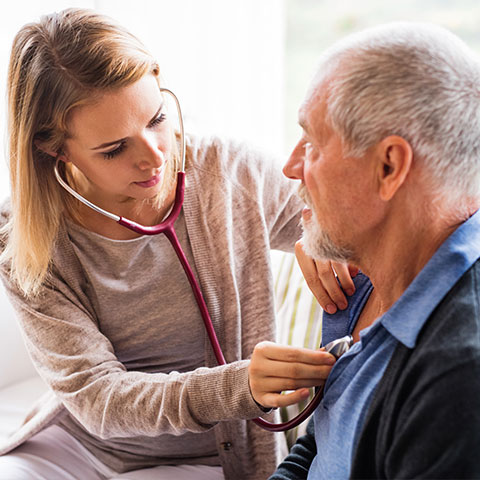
left=54, top=87, right=353, bottom=432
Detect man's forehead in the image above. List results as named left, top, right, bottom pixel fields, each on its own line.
left=298, top=103, right=309, bottom=132
left=298, top=81, right=329, bottom=135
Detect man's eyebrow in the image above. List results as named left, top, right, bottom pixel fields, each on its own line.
left=297, top=104, right=311, bottom=134
left=298, top=117, right=310, bottom=137
left=90, top=103, right=164, bottom=150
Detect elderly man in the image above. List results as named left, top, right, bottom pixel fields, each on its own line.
left=268, top=22, right=480, bottom=479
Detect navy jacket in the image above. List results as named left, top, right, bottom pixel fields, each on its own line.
left=271, top=259, right=480, bottom=479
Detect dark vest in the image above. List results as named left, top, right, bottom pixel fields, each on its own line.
left=352, top=258, right=480, bottom=479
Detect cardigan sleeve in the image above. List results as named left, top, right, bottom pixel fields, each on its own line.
left=0, top=261, right=266, bottom=441
left=269, top=417, right=317, bottom=480
left=255, top=146, right=303, bottom=252
left=190, top=134, right=303, bottom=253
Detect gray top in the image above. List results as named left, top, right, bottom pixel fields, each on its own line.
left=0, top=134, right=303, bottom=479
left=60, top=212, right=219, bottom=465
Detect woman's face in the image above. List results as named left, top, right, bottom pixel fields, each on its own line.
left=62, top=74, right=176, bottom=213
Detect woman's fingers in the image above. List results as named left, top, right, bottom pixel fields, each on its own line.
left=261, top=388, right=312, bottom=409
left=330, top=261, right=356, bottom=297
left=248, top=341, right=336, bottom=409
left=295, top=239, right=357, bottom=314
left=295, top=240, right=337, bottom=312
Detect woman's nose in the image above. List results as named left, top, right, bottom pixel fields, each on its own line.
left=283, top=141, right=305, bottom=180
left=138, top=135, right=164, bottom=170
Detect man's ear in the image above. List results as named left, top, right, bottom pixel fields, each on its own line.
left=375, top=135, right=413, bottom=201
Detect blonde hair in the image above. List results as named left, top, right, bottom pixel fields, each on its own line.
left=1, top=8, right=170, bottom=297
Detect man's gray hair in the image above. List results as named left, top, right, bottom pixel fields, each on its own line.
left=320, top=22, right=480, bottom=202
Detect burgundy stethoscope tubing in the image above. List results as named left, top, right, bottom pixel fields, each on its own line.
left=117, top=171, right=226, bottom=366
left=118, top=171, right=322, bottom=432
left=54, top=87, right=319, bottom=432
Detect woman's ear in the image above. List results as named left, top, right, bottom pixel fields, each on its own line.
left=34, top=139, right=68, bottom=162
left=34, top=139, right=57, bottom=158
left=376, top=135, right=413, bottom=201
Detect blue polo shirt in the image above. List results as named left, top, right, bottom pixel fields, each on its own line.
left=308, top=209, right=480, bottom=480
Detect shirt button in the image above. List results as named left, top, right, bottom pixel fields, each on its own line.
left=221, top=441, right=233, bottom=451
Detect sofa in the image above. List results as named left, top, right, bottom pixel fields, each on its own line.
left=0, top=251, right=322, bottom=450
left=0, top=281, right=49, bottom=444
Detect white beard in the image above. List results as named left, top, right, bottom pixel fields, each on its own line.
left=301, top=214, right=353, bottom=263
left=298, top=184, right=354, bottom=263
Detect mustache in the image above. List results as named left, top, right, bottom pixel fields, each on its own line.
left=297, top=183, right=313, bottom=207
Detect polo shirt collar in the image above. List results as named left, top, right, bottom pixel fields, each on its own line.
left=381, top=209, right=480, bottom=348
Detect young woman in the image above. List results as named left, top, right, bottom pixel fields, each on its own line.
left=0, top=8, right=346, bottom=480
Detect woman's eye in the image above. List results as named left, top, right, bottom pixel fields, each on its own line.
left=103, top=141, right=127, bottom=159
left=149, top=113, right=166, bottom=128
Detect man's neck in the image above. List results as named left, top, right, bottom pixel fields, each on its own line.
left=352, top=208, right=472, bottom=341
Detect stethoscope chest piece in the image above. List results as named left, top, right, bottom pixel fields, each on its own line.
left=323, top=335, right=354, bottom=359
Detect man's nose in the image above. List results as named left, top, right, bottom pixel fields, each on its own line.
left=283, top=141, right=305, bottom=180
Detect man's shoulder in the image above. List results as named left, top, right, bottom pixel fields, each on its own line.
left=417, top=257, right=480, bottom=353
left=378, top=257, right=480, bottom=416
left=362, top=257, right=480, bottom=426
left=351, top=258, right=480, bottom=479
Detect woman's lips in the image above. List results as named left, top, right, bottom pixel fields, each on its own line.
left=135, top=170, right=162, bottom=188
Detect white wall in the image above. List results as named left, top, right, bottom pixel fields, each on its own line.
left=96, top=0, right=286, bottom=153
left=0, top=0, right=286, bottom=203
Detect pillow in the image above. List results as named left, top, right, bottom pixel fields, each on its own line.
left=271, top=250, right=323, bottom=447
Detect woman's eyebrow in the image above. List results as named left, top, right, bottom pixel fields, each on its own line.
left=90, top=102, right=164, bottom=150
left=91, top=137, right=128, bottom=150
left=147, top=102, right=164, bottom=125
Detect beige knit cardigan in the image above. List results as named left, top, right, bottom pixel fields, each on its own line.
left=0, top=134, right=303, bottom=479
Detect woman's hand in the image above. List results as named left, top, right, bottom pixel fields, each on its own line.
left=295, top=239, right=359, bottom=314
left=248, top=341, right=336, bottom=409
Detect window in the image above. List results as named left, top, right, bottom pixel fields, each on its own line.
left=1, top=1, right=479, bottom=200
left=285, top=0, right=480, bottom=152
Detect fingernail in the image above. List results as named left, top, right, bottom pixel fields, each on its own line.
left=326, top=304, right=336, bottom=314
left=338, top=301, right=348, bottom=310
left=346, top=288, right=355, bottom=296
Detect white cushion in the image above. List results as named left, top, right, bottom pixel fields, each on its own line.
left=0, top=283, right=39, bottom=389
left=0, top=375, right=49, bottom=442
